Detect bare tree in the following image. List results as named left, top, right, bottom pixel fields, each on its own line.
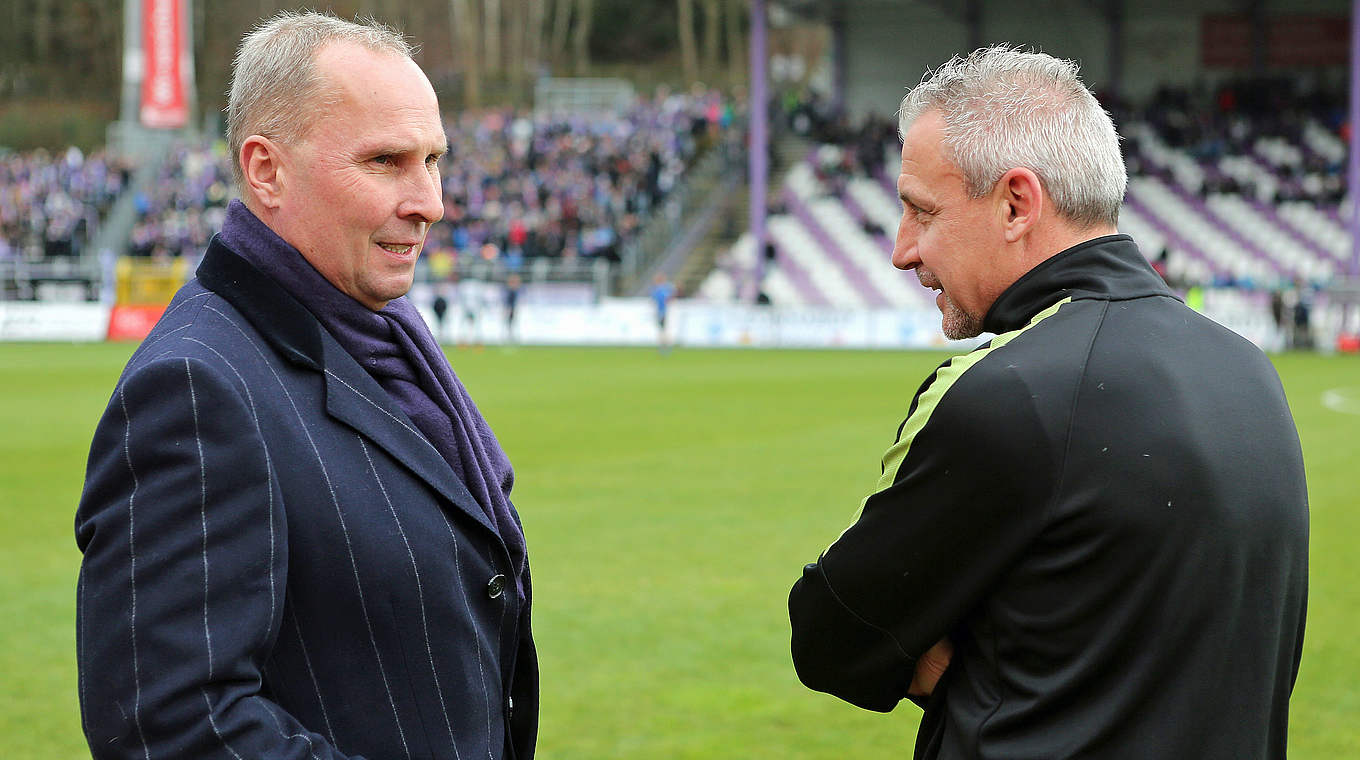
left=484, top=0, right=502, bottom=75
left=571, top=0, right=593, bottom=76
left=526, top=0, right=546, bottom=82
left=0, top=0, right=14, bottom=80
left=449, top=0, right=481, bottom=107
left=506, top=0, right=528, bottom=98
left=724, top=0, right=745, bottom=88
left=33, top=0, right=53, bottom=61
left=677, top=0, right=697, bottom=85
left=550, top=0, right=572, bottom=66
left=701, top=0, right=720, bottom=82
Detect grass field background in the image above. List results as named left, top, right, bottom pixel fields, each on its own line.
left=2, top=342, right=1356, bottom=758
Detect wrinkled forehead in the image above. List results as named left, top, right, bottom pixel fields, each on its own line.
left=306, top=43, right=442, bottom=134
left=313, top=41, right=437, bottom=108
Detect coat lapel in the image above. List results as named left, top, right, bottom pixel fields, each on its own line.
left=318, top=336, right=495, bottom=534
left=196, top=238, right=497, bottom=536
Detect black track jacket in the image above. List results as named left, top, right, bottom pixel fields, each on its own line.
left=789, top=235, right=1308, bottom=760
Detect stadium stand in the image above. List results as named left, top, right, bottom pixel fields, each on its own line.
left=126, top=140, right=233, bottom=260
left=698, top=79, right=1352, bottom=321
left=0, top=88, right=743, bottom=308
left=0, top=147, right=130, bottom=299
left=117, top=90, right=732, bottom=289
left=0, top=147, right=128, bottom=262
left=2, top=75, right=1356, bottom=355
left=427, top=90, right=733, bottom=269
left=1117, top=80, right=1349, bottom=287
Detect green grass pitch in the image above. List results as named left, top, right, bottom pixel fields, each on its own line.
left=2, top=343, right=1356, bottom=758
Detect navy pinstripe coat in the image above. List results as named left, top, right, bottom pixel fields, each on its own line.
left=76, top=239, right=537, bottom=759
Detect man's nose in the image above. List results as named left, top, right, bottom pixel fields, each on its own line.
left=891, top=219, right=920, bottom=271
left=402, top=166, right=445, bottom=225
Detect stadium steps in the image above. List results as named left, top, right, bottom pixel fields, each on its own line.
left=621, top=146, right=735, bottom=296
left=673, top=182, right=747, bottom=299
left=694, top=228, right=816, bottom=305
left=689, top=132, right=817, bottom=302
left=1125, top=177, right=1261, bottom=282
left=772, top=131, right=816, bottom=174
left=90, top=137, right=176, bottom=262
left=1206, top=194, right=1336, bottom=281
left=1278, top=202, right=1351, bottom=266
left=781, top=186, right=890, bottom=306
left=1118, top=188, right=1215, bottom=285
left=789, top=160, right=939, bottom=307
left=767, top=213, right=860, bottom=306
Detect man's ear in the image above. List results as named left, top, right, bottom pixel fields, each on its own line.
left=997, top=167, right=1043, bottom=243
left=240, top=135, right=286, bottom=210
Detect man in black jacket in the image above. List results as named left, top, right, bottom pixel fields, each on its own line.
left=788, top=46, right=1308, bottom=760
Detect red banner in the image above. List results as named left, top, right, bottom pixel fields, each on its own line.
left=140, top=0, right=187, bottom=129
left=106, top=305, right=167, bottom=342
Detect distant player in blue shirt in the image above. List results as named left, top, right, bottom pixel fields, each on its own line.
left=650, top=273, right=676, bottom=354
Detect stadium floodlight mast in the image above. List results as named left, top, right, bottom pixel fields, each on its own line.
left=114, top=0, right=197, bottom=161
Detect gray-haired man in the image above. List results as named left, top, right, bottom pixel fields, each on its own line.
left=789, top=46, right=1307, bottom=759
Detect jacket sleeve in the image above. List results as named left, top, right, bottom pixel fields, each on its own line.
left=75, top=356, right=365, bottom=759
left=788, top=359, right=1055, bottom=712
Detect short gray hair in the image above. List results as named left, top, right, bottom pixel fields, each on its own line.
left=225, top=10, right=414, bottom=188
left=898, top=45, right=1126, bottom=229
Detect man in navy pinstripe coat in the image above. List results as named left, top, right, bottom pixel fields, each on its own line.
left=76, top=12, right=536, bottom=759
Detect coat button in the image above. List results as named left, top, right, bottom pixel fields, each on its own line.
left=486, top=574, right=506, bottom=599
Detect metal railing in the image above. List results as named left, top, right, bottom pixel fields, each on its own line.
left=416, top=255, right=612, bottom=302
left=0, top=257, right=103, bottom=301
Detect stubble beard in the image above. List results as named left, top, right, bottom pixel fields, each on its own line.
left=919, top=267, right=984, bottom=340
left=939, top=291, right=984, bottom=340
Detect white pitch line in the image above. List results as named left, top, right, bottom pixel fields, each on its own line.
left=1320, top=387, right=1360, bottom=415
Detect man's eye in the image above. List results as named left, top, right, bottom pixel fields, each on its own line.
left=372, top=155, right=395, bottom=165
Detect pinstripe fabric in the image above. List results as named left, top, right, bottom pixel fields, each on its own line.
left=77, top=240, right=536, bottom=759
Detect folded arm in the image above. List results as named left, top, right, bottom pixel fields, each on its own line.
left=789, top=365, right=1052, bottom=711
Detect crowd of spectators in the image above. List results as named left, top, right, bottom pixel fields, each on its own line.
left=3, top=78, right=1346, bottom=283
left=0, top=147, right=130, bottom=262
left=117, top=87, right=737, bottom=276
left=11, top=87, right=739, bottom=279
left=780, top=88, right=899, bottom=181
left=127, top=141, right=234, bottom=260
left=787, top=76, right=1349, bottom=210
left=1113, top=77, right=1348, bottom=205
left=424, top=88, right=738, bottom=272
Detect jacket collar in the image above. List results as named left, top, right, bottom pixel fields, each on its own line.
left=195, top=235, right=325, bottom=371
left=194, top=235, right=502, bottom=538
left=983, top=234, right=1175, bottom=334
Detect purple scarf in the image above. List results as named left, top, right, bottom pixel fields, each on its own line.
left=218, top=200, right=526, bottom=599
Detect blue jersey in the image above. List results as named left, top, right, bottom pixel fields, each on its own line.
left=651, top=281, right=675, bottom=317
